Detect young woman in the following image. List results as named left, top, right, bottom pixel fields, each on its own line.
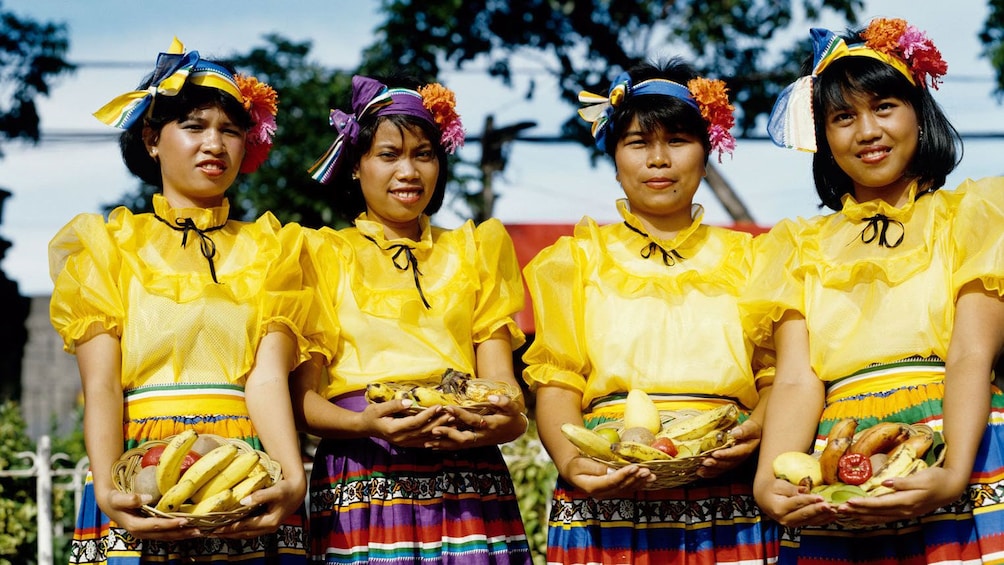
left=522, top=59, right=777, bottom=565
left=291, top=74, right=532, bottom=564
left=748, top=18, right=1004, bottom=563
left=50, top=38, right=310, bottom=563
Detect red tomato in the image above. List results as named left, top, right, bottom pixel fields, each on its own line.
left=139, top=445, right=201, bottom=473
left=651, top=437, right=679, bottom=457
left=179, top=451, right=201, bottom=475
left=140, top=445, right=165, bottom=467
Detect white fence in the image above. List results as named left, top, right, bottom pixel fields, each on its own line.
left=0, top=435, right=89, bottom=565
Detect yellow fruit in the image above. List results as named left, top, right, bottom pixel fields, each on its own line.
left=611, top=440, right=674, bottom=463
left=365, top=382, right=396, bottom=403
left=231, top=468, right=273, bottom=503
left=191, top=450, right=260, bottom=503
left=657, top=404, right=739, bottom=442
left=190, top=489, right=235, bottom=515
left=155, top=443, right=239, bottom=512
left=623, top=389, right=662, bottom=434
left=596, top=428, right=621, bottom=445
left=154, top=429, right=199, bottom=496
left=561, top=423, right=624, bottom=462
left=772, top=451, right=823, bottom=489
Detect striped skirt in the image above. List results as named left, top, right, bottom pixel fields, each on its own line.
left=778, top=357, right=1004, bottom=564
left=308, top=393, right=531, bottom=565
left=546, top=397, right=779, bottom=565
left=69, top=383, right=307, bottom=565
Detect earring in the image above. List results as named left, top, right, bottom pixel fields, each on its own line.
left=918, top=128, right=925, bottom=141
left=351, top=172, right=359, bottom=180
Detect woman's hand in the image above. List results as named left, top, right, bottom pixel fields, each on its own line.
left=96, top=485, right=198, bottom=540
left=430, top=393, right=527, bottom=450
left=211, top=474, right=306, bottom=539
left=363, top=398, right=453, bottom=448
left=754, top=475, right=838, bottom=527
left=563, top=456, right=654, bottom=498
left=697, top=418, right=762, bottom=479
left=834, top=463, right=969, bottom=525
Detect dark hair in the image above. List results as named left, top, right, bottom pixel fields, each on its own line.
left=119, top=64, right=253, bottom=188
left=603, top=59, right=712, bottom=162
left=328, top=77, right=450, bottom=223
left=809, top=32, right=962, bottom=211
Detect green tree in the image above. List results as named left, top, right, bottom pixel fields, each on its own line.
left=981, top=0, right=1004, bottom=98
left=361, top=0, right=864, bottom=135
left=0, top=0, right=74, bottom=156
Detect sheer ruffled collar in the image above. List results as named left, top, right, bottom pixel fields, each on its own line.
left=618, top=198, right=704, bottom=250
left=152, top=193, right=230, bottom=229
left=839, top=182, right=924, bottom=222
left=354, top=213, right=433, bottom=251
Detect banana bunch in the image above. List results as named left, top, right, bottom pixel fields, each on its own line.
left=365, top=368, right=519, bottom=409
left=132, top=430, right=276, bottom=516
left=559, top=396, right=740, bottom=465
left=774, top=420, right=939, bottom=501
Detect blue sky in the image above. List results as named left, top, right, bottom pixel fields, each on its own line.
left=1, top=0, right=1002, bottom=295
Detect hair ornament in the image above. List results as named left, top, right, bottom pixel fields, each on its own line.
left=93, top=37, right=279, bottom=173
left=418, top=82, right=465, bottom=153
left=861, top=18, right=947, bottom=89
left=234, top=74, right=279, bottom=173
left=309, top=75, right=462, bottom=184
left=767, top=19, right=947, bottom=153
left=577, top=71, right=736, bottom=161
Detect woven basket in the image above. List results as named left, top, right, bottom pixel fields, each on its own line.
left=591, top=410, right=738, bottom=490
left=111, top=433, right=282, bottom=529
left=373, top=379, right=523, bottom=416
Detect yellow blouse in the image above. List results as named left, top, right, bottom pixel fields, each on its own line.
left=741, top=177, right=1004, bottom=382
left=49, top=194, right=316, bottom=390
left=522, top=199, right=763, bottom=411
left=307, top=214, right=526, bottom=399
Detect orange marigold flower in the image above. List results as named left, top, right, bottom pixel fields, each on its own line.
left=863, top=18, right=908, bottom=54
left=236, top=74, right=279, bottom=116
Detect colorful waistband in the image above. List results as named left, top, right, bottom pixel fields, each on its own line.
left=587, top=392, right=742, bottom=415
left=825, top=356, right=945, bottom=401
left=123, top=383, right=248, bottom=419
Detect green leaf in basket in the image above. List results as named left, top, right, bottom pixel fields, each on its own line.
left=925, top=431, right=945, bottom=467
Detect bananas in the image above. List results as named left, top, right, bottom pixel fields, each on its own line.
left=156, top=443, right=239, bottom=512
left=155, top=429, right=199, bottom=496
left=364, top=368, right=520, bottom=409
left=657, top=404, right=740, bottom=442
left=135, top=431, right=276, bottom=516
left=611, top=441, right=674, bottom=463
left=191, top=450, right=260, bottom=503
left=774, top=422, right=940, bottom=501
left=560, top=423, right=626, bottom=463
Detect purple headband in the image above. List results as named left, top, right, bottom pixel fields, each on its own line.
left=309, top=75, right=439, bottom=184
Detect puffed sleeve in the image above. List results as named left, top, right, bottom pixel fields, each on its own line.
left=739, top=219, right=805, bottom=351
left=521, top=236, right=590, bottom=394
left=471, top=218, right=526, bottom=349
left=257, top=215, right=331, bottom=367
left=297, top=227, right=341, bottom=366
left=48, top=212, right=125, bottom=353
left=950, top=177, right=1004, bottom=298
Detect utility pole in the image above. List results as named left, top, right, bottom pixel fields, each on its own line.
left=705, top=162, right=755, bottom=224
left=479, top=115, right=537, bottom=222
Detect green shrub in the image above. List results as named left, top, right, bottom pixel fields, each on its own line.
left=502, top=418, right=556, bottom=565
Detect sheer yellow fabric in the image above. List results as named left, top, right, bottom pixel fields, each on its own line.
left=742, top=178, right=1004, bottom=383
left=49, top=194, right=318, bottom=393
left=307, top=214, right=526, bottom=399
left=522, top=200, right=763, bottom=411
